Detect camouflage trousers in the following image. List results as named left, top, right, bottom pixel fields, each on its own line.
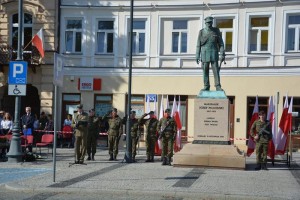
left=255, top=142, right=268, bottom=164
left=162, top=134, right=174, bottom=158
left=87, top=132, right=98, bottom=155
left=108, top=135, right=120, bottom=156
left=75, top=134, right=87, bottom=162
left=132, top=136, right=139, bottom=157
left=145, top=134, right=157, bottom=157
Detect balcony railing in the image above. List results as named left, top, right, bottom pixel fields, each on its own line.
left=0, top=44, right=41, bottom=73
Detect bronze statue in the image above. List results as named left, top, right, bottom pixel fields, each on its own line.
left=196, top=16, right=225, bottom=91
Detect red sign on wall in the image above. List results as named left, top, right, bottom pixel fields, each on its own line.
left=78, top=78, right=101, bottom=91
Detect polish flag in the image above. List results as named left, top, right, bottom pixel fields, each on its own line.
left=246, top=96, right=259, bottom=157
left=276, top=96, right=293, bottom=155
left=267, top=96, right=276, bottom=161
left=32, top=28, right=45, bottom=58
left=171, top=97, right=182, bottom=152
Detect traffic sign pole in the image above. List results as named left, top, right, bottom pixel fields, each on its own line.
left=7, top=0, right=24, bottom=163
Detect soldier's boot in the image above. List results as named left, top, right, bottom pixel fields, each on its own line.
left=150, top=156, right=154, bottom=162
left=262, top=163, right=268, bottom=170
left=92, top=154, right=95, bottom=161
left=145, top=155, right=151, bottom=162
left=113, top=154, right=117, bottom=161
left=168, top=157, right=172, bottom=166
left=87, top=153, right=91, bottom=161
left=162, top=157, right=167, bottom=165
left=109, top=154, right=114, bottom=161
left=255, top=164, right=261, bottom=170
left=132, top=156, right=136, bottom=163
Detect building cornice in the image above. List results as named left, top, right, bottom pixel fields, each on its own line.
left=63, top=67, right=300, bottom=77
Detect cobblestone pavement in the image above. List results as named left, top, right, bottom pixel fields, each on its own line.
left=1, top=143, right=300, bottom=200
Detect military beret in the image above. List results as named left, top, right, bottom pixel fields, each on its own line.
left=112, top=108, right=118, bottom=113
left=204, top=16, right=213, bottom=23
left=131, top=110, right=136, bottom=114
left=165, top=108, right=171, bottom=113
left=77, top=104, right=83, bottom=109
left=148, top=111, right=155, bottom=115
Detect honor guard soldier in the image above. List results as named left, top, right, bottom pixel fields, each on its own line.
left=87, top=109, right=100, bottom=161
left=129, top=111, right=140, bottom=162
left=196, top=16, right=225, bottom=91
left=250, top=111, right=272, bottom=170
left=157, top=109, right=177, bottom=166
left=103, top=108, right=123, bottom=161
left=139, top=111, right=158, bottom=162
left=71, top=104, right=88, bottom=164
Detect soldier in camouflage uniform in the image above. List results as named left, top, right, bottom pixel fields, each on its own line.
left=250, top=110, right=272, bottom=170
left=71, top=104, right=89, bottom=164
left=157, top=109, right=177, bottom=166
left=139, top=111, right=158, bottom=162
left=196, top=16, right=225, bottom=91
left=102, top=108, right=123, bottom=161
left=129, top=111, right=140, bottom=162
left=86, top=109, right=100, bottom=161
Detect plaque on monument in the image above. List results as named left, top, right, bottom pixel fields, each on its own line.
left=193, top=98, right=230, bottom=144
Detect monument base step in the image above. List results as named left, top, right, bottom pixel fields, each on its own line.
left=173, top=143, right=245, bottom=169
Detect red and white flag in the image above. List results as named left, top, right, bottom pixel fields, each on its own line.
left=267, top=96, right=276, bottom=161
left=246, top=96, right=259, bottom=156
left=171, top=96, right=182, bottom=152
left=32, top=28, right=45, bottom=58
left=276, top=96, right=293, bottom=155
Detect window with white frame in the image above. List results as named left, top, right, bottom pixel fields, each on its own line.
left=215, top=18, right=233, bottom=53
left=97, top=20, right=114, bottom=54
left=172, top=20, right=187, bottom=53
left=249, top=17, right=270, bottom=53
left=11, top=13, right=32, bottom=51
left=287, top=14, right=300, bottom=52
left=130, top=20, right=146, bottom=54
left=65, top=19, right=82, bottom=53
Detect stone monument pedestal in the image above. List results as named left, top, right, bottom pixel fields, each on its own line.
left=173, top=143, right=245, bottom=169
left=173, top=91, right=245, bottom=169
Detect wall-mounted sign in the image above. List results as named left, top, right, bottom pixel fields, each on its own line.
left=78, top=77, right=101, bottom=91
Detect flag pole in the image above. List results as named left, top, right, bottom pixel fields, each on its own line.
left=23, top=37, right=34, bottom=51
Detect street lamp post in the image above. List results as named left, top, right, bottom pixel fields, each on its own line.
left=124, top=0, right=134, bottom=163
left=6, top=0, right=24, bottom=162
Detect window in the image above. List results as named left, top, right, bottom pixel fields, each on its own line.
left=249, top=17, right=270, bottom=53
left=11, top=13, right=32, bottom=51
left=287, top=14, right=300, bottom=52
left=215, top=18, right=233, bottom=53
left=96, top=20, right=114, bottom=54
left=65, top=19, right=82, bottom=53
left=94, top=95, right=113, bottom=117
left=130, top=20, right=146, bottom=54
left=172, top=20, right=187, bottom=53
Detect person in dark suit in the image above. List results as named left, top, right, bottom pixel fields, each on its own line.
left=21, top=107, right=35, bottom=134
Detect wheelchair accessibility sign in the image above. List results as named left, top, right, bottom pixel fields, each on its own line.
left=8, top=84, right=26, bottom=96
left=9, top=61, right=27, bottom=84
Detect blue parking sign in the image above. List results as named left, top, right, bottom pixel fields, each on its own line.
left=9, top=61, right=27, bottom=85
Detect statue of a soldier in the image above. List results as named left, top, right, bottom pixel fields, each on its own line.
left=196, top=16, right=225, bottom=91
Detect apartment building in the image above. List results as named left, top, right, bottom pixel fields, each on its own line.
left=1, top=0, right=299, bottom=147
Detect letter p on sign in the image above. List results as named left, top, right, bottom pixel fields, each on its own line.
left=13, top=63, right=23, bottom=77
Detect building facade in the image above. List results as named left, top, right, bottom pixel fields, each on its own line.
left=1, top=0, right=300, bottom=148
left=0, top=0, right=58, bottom=117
